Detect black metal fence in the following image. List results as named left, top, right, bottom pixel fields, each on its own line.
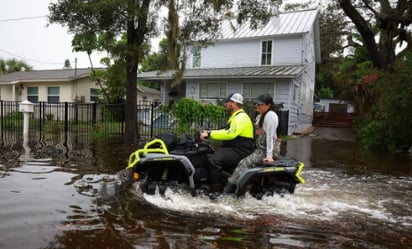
left=1, top=100, right=289, bottom=143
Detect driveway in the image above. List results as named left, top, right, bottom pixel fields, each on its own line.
left=311, top=127, right=356, bottom=142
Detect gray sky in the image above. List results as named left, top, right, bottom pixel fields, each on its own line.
left=0, top=0, right=310, bottom=70
left=0, top=0, right=104, bottom=70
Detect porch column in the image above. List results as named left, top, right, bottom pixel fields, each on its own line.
left=11, top=82, right=17, bottom=101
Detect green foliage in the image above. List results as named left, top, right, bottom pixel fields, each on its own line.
left=354, top=118, right=386, bottom=150
left=42, top=121, right=63, bottom=134
left=0, top=58, right=32, bottom=74
left=95, top=63, right=127, bottom=104
left=170, top=98, right=226, bottom=134
left=140, top=39, right=173, bottom=73
left=202, top=102, right=227, bottom=128
left=171, top=98, right=203, bottom=133
left=353, top=53, right=412, bottom=152
left=337, top=0, right=412, bottom=70
left=317, top=87, right=334, bottom=99
left=5, top=111, right=23, bottom=120
left=64, top=59, right=71, bottom=69
left=1, top=111, right=23, bottom=129
left=335, top=54, right=377, bottom=118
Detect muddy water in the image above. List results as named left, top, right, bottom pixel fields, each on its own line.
left=0, top=129, right=411, bottom=249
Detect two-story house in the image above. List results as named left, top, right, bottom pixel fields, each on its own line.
left=137, top=9, right=320, bottom=135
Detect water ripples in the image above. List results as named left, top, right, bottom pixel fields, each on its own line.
left=137, top=168, right=412, bottom=229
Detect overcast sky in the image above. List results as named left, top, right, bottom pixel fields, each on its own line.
left=0, top=0, right=309, bottom=71
left=0, top=0, right=105, bottom=70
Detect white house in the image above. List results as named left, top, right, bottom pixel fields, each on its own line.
left=0, top=68, right=160, bottom=103
left=0, top=68, right=100, bottom=103
left=138, top=9, right=320, bottom=135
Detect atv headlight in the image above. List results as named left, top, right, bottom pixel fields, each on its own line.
left=133, top=172, right=140, bottom=181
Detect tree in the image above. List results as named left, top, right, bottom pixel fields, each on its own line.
left=48, top=0, right=282, bottom=144
left=49, top=0, right=157, bottom=143
left=64, top=59, right=71, bottom=69
left=338, top=0, right=412, bottom=70
left=0, top=58, right=32, bottom=74
left=140, top=39, right=173, bottom=73
left=334, top=1, right=412, bottom=151
left=284, top=1, right=348, bottom=99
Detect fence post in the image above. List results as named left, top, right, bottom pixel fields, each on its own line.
left=38, top=101, right=42, bottom=132
left=92, top=102, right=97, bottom=125
left=64, top=102, right=69, bottom=134
left=150, top=103, right=154, bottom=138
left=1, top=100, right=3, bottom=141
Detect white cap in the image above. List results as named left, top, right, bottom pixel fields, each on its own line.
left=228, top=93, right=244, bottom=104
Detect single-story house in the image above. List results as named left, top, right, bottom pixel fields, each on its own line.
left=0, top=68, right=160, bottom=104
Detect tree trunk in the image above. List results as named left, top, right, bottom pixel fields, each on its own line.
left=338, top=0, right=404, bottom=70
left=338, top=0, right=383, bottom=68
left=124, top=59, right=138, bottom=144
left=123, top=0, right=150, bottom=144
left=124, top=18, right=139, bottom=144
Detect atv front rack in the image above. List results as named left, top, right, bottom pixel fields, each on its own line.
left=126, top=139, right=169, bottom=169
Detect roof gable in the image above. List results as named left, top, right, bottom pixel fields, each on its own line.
left=219, top=9, right=319, bottom=40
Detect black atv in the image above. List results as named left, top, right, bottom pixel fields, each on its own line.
left=126, top=132, right=304, bottom=199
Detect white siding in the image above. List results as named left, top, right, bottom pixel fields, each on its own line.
left=273, top=37, right=303, bottom=65
left=274, top=80, right=291, bottom=107
left=73, top=78, right=95, bottom=103
left=188, top=40, right=260, bottom=68
left=187, top=35, right=304, bottom=69
left=0, top=86, right=13, bottom=101
left=299, top=27, right=316, bottom=115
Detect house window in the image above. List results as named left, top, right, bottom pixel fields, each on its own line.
left=200, top=83, right=226, bottom=100
left=192, top=46, right=201, bottom=68
left=48, top=87, right=60, bottom=103
left=243, top=83, right=274, bottom=100
left=90, top=88, right=98, bottom=102
left=293, top=84, right=298, bottom=102
left=27, top=87, right=39, bottom=103
left=261, top=40, right=272, bottom=65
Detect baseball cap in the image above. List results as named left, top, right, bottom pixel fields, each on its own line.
left=255, top=94, right=274, bottom=105
left=226, top=93, right=244, bottom=104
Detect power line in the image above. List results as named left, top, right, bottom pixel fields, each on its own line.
left=0, top=48, right=65, bottom=65
left=0, top=16, right=48, bottom=22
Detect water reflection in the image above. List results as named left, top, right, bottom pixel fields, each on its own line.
left=0, top=128, right=411, bottom=248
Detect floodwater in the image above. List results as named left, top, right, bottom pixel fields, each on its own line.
left=0, top=128, right=411, bottom=249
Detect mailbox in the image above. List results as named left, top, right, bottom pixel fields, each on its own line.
left=19, top=100, right=34, bottom=113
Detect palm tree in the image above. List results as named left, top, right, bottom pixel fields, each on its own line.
left=0, top=58, right=32, bottom=74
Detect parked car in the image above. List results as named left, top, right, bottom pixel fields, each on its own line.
left=313, top=102, right=325, bottom=112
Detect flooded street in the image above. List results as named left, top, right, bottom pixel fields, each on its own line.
left=0, top=128, right=411, bottom=248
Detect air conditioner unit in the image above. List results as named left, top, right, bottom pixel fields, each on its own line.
left=76, top=95, right=86, bottom=103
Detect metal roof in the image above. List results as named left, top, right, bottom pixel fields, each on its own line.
left=0, top=68, right=93, bottom=84
left=219, top=9, right=319, bottom=40
left=137, top=85, right=160, bottom=94
left=138, top=65, right=306, bottom=81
